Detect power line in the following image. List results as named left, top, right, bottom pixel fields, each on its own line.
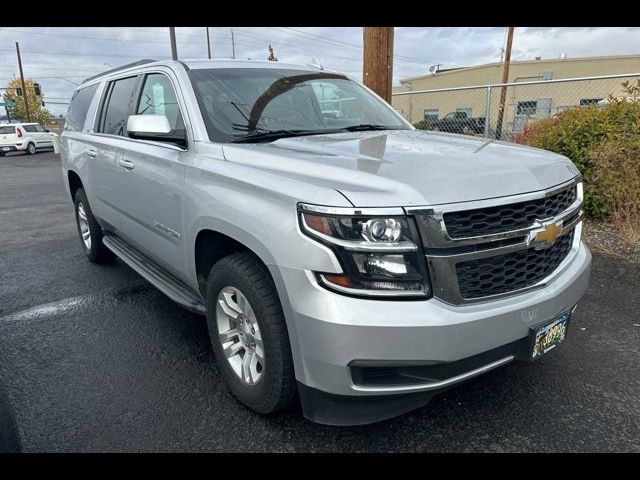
left=274, top=27, right=459, bottom=67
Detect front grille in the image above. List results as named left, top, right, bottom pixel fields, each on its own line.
left=443, top=186, right=577, bottom=239
left=456, top=230, right=574, bottom=299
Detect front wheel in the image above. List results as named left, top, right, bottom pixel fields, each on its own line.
left=206, top=252, right=296, bottom=414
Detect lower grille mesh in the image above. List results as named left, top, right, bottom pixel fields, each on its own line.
left=456, top=231, right=574, bottom=299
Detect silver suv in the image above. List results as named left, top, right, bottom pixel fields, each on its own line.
left=61, top=59, right=591, bottom=425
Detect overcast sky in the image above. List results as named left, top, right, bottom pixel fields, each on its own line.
left=1, top=27, right=640, bottom=116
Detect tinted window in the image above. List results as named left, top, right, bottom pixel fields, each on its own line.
left=100, top=76, right=139, bottom=136
left=23, top=125, right=37, bottom=132
left=0, top=126, right=15, bottom=134
left=66, top=83, right=99, bottom=132
left=135, top=73, right=185, bottom=136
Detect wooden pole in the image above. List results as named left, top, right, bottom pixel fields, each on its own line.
left=169, top=27, right=178, bottom=60
left=362, top=27, right=394, bottom=103
left=15, top=42, right=31, bottom=123
left=231, top=29, right=236, bottom=59
left=495, top=26, right=514, bottom=139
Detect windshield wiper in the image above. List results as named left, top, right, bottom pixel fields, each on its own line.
left=231, top=128, right=341, bottom=143
left=340, top=124, right=392, bottom=132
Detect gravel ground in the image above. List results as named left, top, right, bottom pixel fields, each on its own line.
left=583, top=217, right=640, bottom=264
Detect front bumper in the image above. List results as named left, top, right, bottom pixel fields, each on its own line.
left=270, top=241, right=591, bottom=424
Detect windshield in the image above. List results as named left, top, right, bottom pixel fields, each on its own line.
left=188, top=68, right=409, bottom=143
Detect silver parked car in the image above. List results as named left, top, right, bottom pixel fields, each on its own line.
left=60, top=59, right=591, bottom=425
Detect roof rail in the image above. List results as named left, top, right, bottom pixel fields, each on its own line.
left=82, top=59, right=158, bottom=85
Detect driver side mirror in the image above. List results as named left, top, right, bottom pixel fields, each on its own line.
left=127, top=115, right=187, bottom=148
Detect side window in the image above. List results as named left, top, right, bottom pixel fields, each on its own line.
left=23, top=125, right=37, bottom=133
left=66, top=83, right=99, bottom=132
left=99, top=76, right=139, bottom=136
left=135, top=73, right=185, bottom=136
left=34, top=124, right=47, bottom=132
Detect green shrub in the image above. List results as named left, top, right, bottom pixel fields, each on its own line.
left=589, top=140, right=640, bottom=243
left=518, top=80, right=640, bottom=219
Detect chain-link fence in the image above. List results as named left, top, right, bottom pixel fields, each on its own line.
left=392, top=72, right=640, bottom=143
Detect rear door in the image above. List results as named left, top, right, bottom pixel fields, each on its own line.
left=33, top=124, right=53, bottom=147
left=0, top=125, right=17, bottom=149
left=89, top=75, right=141, bottom=231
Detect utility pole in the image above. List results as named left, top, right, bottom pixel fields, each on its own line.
left=15, top=42, right=31, bottom=123
left=206, top=27, right=212, bottom=59
left=169, top=27, right=178, bottom=60
left=362, top=27, right=394, bottom=104
left=231, top=29, right=236, bottom=59
left=494, top=26, right=514, bottom=140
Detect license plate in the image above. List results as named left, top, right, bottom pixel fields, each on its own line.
left=529, top=312, right=571, bottom=360
left=2, top=147, right=9, bottom=151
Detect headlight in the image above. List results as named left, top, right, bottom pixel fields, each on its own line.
left=298, top=204, right=431, bottom=298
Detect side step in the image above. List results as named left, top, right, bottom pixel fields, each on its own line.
left=102, top=235, right=206, bottom=315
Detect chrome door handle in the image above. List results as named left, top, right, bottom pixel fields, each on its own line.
left=119, top=159, right=135, bottom=170
left=85, top=149, right=97, bottom=158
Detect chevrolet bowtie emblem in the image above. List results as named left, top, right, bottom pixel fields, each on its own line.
left=528, top=221, right=563, bottom=249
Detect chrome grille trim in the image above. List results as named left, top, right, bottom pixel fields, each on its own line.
left=405, top=176, right=583, bottom=305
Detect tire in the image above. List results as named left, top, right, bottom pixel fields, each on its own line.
left=0, top=384, right=21, bottom=453
left=26, top=143, right=36, bottom=155
left=205, top=252, right=296, bottom=414
left=73, top=187, right=114, bottom=263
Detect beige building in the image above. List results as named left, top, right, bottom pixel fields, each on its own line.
left=392, top=54, right=640, bottom=135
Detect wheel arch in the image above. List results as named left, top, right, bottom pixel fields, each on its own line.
left=190, top=221, right=304, bottom=382
left=67, top=169, right=83, bottom=201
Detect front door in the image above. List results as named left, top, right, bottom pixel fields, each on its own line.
left=119, top=72, right=190, bottom=278
left=94, top=70, right=190, bottom=279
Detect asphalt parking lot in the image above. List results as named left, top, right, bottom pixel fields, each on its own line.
left=1, top=150, right=639, bottom=452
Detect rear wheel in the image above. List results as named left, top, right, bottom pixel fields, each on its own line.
left=26, top=143, right=36, bottom=155
left=206, top=252, right=296, bottom=414
left=74, top=187, right=114, bottom=263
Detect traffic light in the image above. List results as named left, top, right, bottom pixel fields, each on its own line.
left=34, top=83, right=41, bottom=96
left=16, top=87, right=22, bottom=96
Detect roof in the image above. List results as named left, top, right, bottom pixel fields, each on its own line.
left=80, top=58, right=327, bottom=87
left=399, top=53, right=640, bottom=84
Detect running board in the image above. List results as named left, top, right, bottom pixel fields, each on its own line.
left=102, top=235, right=206, bottom=315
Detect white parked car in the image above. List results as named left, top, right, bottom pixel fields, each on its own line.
left=0, top=122, right=57, bottom=156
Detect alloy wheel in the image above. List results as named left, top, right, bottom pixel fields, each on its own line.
left=77, top=202, right=91, bottom=250
left=216, top=286, right=265, bottom=385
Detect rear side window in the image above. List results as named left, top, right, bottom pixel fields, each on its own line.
left=66, top=83, right=99, bottom=132
left=23, top=125, right=37, bottom=133
left=99, top=76, right=139, bottom=136
left=0, top=126, right=16, bottom=134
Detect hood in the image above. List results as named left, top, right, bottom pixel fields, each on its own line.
left=221, top=130, right=580, bottom=207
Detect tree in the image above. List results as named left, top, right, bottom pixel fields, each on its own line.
left=2, top=78, right=51, bottom=124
